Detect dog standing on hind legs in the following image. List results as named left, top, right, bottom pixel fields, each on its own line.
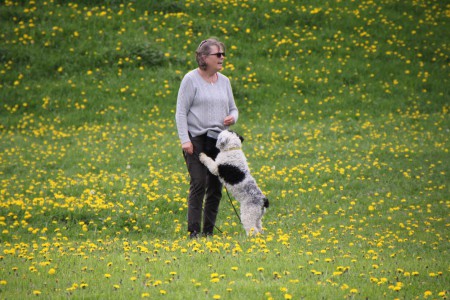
left=199, top=130, right=269, bottom=236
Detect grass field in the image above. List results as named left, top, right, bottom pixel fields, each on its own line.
left=1, top=0, right=449, bottom=299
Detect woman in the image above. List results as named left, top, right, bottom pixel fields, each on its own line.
left=175, top=38, right=239, bottom=238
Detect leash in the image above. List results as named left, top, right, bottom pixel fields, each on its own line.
left=202, top=187, right=241, bottom=235
left=225, top=187, right=241, bottom=224
left=210, top=213, right=223, bottom=234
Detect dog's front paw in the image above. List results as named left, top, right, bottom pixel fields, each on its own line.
left=199, top=152, right=208, bottom=164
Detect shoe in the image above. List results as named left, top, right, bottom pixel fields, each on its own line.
left=203, top=232, right=213, bottom=238
left=189, top=231, right=199, bottom=239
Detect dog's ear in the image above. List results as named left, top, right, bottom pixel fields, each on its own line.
left=218, top=136, right=228, bottom=149
left=238, top=134, right=244, bottom=143
left=230, top=130, right=244, bottom=143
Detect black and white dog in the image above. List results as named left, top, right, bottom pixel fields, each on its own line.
left=199, top=130, right=269, bottom=235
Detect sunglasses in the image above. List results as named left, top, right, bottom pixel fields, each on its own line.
left=209, top=52, right=226, bottom=58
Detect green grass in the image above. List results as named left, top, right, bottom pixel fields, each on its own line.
left=1, top=0, right=449, bottom=299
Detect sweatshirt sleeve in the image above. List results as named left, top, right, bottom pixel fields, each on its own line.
left=175, top=75, right=195, bottom=145
left=227, top=79, right=239, bottom=124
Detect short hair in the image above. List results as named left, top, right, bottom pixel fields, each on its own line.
left=195, top=38, right=225, bottom=70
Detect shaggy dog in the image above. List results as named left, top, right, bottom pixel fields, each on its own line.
left=199, top=130, right=269, bottom=235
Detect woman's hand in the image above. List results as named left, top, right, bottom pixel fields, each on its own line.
left=182, top=141, right=194, bottom=155
left=224, top=115, right=235, bottom=126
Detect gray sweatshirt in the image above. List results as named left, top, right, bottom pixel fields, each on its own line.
left=175, top=69, right=239, bottom=145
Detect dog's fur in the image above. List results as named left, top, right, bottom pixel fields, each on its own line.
left=199, top=130, right=269, bottom=235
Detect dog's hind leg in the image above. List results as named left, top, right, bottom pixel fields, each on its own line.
left=241, top=205, right=261, bottom=236
left=255, top=212, right=263, bottom=234
left=199, top=153, right=219, bottom=176
left=256, top=204, right=267, bottom=233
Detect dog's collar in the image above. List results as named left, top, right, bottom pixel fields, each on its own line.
left=224, top=147, right=241, bottom=151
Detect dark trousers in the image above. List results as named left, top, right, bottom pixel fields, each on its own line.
left=184, top=134, right=222, bottom=235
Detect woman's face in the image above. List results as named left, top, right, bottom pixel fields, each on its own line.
left=205, top=45, right=224, bottom=72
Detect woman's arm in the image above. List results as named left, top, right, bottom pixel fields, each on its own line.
left=175, top=75, right=195, bottom=145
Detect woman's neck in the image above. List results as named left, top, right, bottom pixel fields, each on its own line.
left=198, top=68, right=217, bottom=77
left=198, top=68, right=218, bottom=84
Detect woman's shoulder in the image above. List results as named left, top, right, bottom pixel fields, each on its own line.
left=217, top=72, right=231, bottom=87
left=184, top=69, right=200, bottom=79
left=217, top=72, right=230, bottom=82
left=181, top=69, right=202, bottom=84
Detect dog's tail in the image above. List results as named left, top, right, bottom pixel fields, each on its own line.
left=263, top=197, right=269, bottom=208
